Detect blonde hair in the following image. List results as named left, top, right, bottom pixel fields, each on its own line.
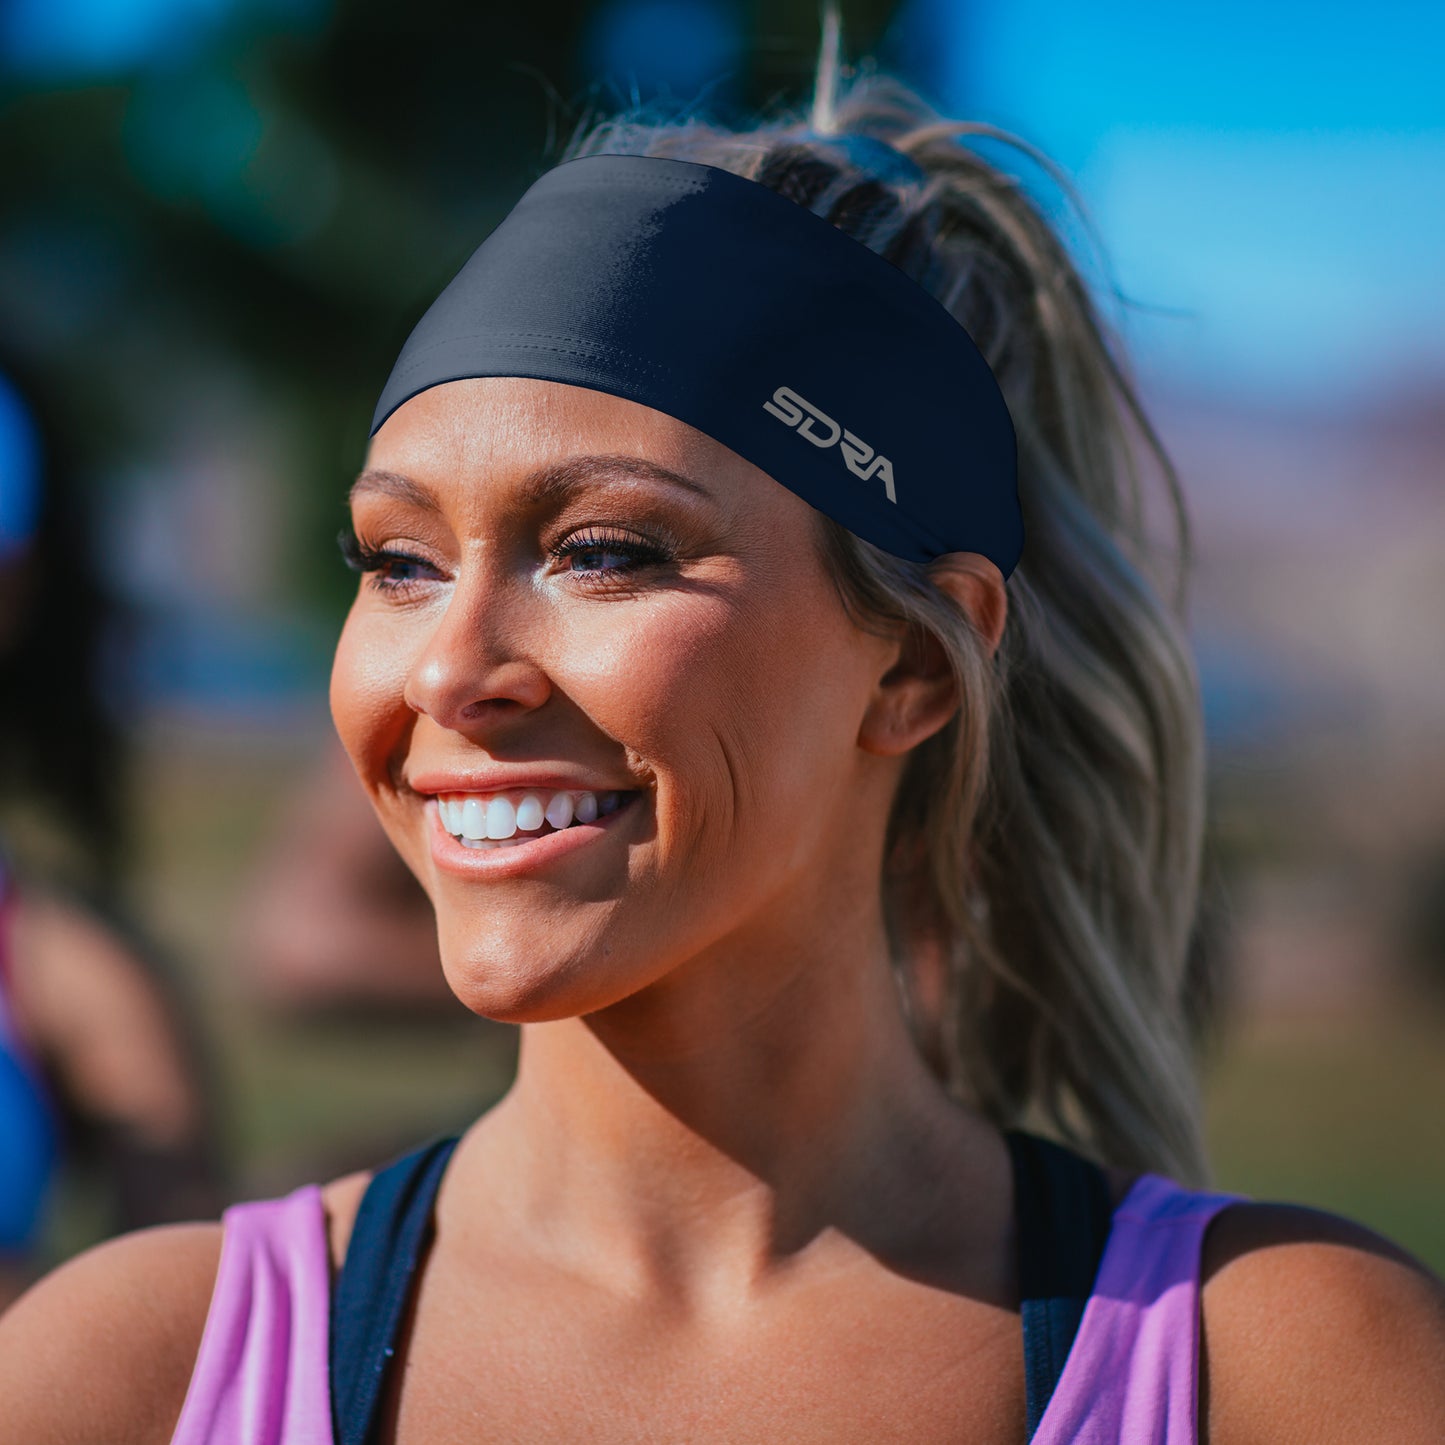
left=560, top=31, right=1211, bottom=1184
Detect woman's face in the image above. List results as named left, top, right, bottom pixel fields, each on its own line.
left=331, top=377, right=905, bottom=1023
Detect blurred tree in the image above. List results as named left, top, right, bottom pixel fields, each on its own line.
left=1, top=0, right=901, bottom=640
left=1399, top=839, right=1445, bottom=1005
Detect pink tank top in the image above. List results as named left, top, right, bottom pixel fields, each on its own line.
left=170, top=1185, right=333, bottom=1445
left=170, top=1173, right=1238, bottom=1444
left=1032, top=1176, right=1238, bottom=1444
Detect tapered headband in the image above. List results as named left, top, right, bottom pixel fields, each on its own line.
left=372, top=152, right=1023, bottom=576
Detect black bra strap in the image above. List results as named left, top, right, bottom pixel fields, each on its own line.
left=1004, top=1129, right=1115, bottom=1440
left=330, top=1135, right=460, bottom=1445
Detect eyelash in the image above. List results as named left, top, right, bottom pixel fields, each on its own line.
left=547, top=527, right=674, bottom=581
left=337, top=526, right=675, bottom=594
left=338, top=530, right=438, bottom=595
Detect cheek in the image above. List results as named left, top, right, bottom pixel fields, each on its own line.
left=560, top=583, right=866, bottom=848
left=329, top=602, right=417, bottom=784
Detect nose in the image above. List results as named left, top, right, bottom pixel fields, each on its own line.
left=403, top=573, right=552, bottom=730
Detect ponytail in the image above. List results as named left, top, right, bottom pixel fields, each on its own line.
left=560, top=44, right=1211, bottom=1184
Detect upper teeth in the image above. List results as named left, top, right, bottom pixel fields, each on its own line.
left=437, top=789, right=621, bottom=843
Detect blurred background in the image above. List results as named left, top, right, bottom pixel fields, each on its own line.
left=1, top=0, right=1442, bottom=1278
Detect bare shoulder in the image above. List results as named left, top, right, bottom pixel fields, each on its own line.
left=1200, top=1201, right=1445, bottom=1445
left=321, top=1168, right=373, bottom=1269
left=0, top=1221, right=223, bottom=1444
left=0, top=1172, right=378, bottom=1442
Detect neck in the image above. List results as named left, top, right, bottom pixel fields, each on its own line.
left=458, top=904, right=1007, bottom=1307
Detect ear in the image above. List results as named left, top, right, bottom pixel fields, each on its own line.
left=929, top=552, right=1007, bottom=657
left=856, top=552, right=1007, bottom=759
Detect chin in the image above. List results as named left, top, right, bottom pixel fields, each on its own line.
left=437, top=931, right=651, bottom=1025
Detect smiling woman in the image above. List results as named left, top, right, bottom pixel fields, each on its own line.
left=334, top=377, right=938, bottom=1031
left=3, top=19, right=1444, bottom=1445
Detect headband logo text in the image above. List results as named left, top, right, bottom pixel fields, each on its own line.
left=763, top=386, right=896, bottom=503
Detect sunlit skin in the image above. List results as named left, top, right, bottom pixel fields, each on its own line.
left=333, top=376, right=1006, bottom=1031
left=326, top=375, right=1031, bottom=1436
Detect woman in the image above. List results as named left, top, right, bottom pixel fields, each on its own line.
left=3, top=56, right=1443, bottom=1444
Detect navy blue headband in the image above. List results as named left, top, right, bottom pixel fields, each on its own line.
left=372, top=152, right=1022, bottom=576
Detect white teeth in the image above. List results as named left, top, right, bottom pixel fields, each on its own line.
left=460, top=797, right=487, bottom=840
left=440, top=787, right=621, bottom=840
left=485, top=796, right=517, bottom=840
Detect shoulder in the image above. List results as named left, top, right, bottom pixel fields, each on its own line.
left=1199, top=1200, right=1445, bottom=1444
left=321, top=1168, right=373, bottom=1269
left=0, top=1172, right=377, bottom=1440
left=0, top=1221, right=222, bottom=1444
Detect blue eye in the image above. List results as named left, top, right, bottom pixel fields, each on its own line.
left=339, top=529, right=442, bottom=593
left=569, top=544, right=642, bottom=572
left=375, top=555, right=433, bottom=583
left=550, top=529, right=671, bottom=578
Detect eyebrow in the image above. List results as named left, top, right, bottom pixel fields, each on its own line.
left=348, top=469, right=440, bottom=510
left=349, top=454, right=714, bottom=510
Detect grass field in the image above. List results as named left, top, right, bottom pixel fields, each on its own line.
left=1205, top=1010, right=1445, bottom=1275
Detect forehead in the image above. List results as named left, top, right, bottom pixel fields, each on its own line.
left=364, top=376, right=767, bottom=510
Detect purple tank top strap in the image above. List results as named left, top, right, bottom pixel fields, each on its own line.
left=1032, top=1173, right=1241, bottom=1445
left=170, top=1184, right=334, bottom=1445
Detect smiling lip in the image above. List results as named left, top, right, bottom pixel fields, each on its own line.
left=425, top=791, right=640, bottom=879
left=408, top=768, right=626, bottom=797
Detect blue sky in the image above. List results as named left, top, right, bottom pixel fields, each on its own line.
left=887, top=0, right=1445, bottom=404
left=7, top=0, right=1442, bottom=406
left=0, top=0, right=323, bottom=71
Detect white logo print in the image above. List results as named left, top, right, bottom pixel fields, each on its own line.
left=762, top=385, right=896, bottom=504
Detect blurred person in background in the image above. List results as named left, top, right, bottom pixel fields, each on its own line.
left=239, top=736, right=451, bottom=1013
left=3, top=22, right=1444, bottom=1444
left=0, top=358, right=224, bottom=1308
